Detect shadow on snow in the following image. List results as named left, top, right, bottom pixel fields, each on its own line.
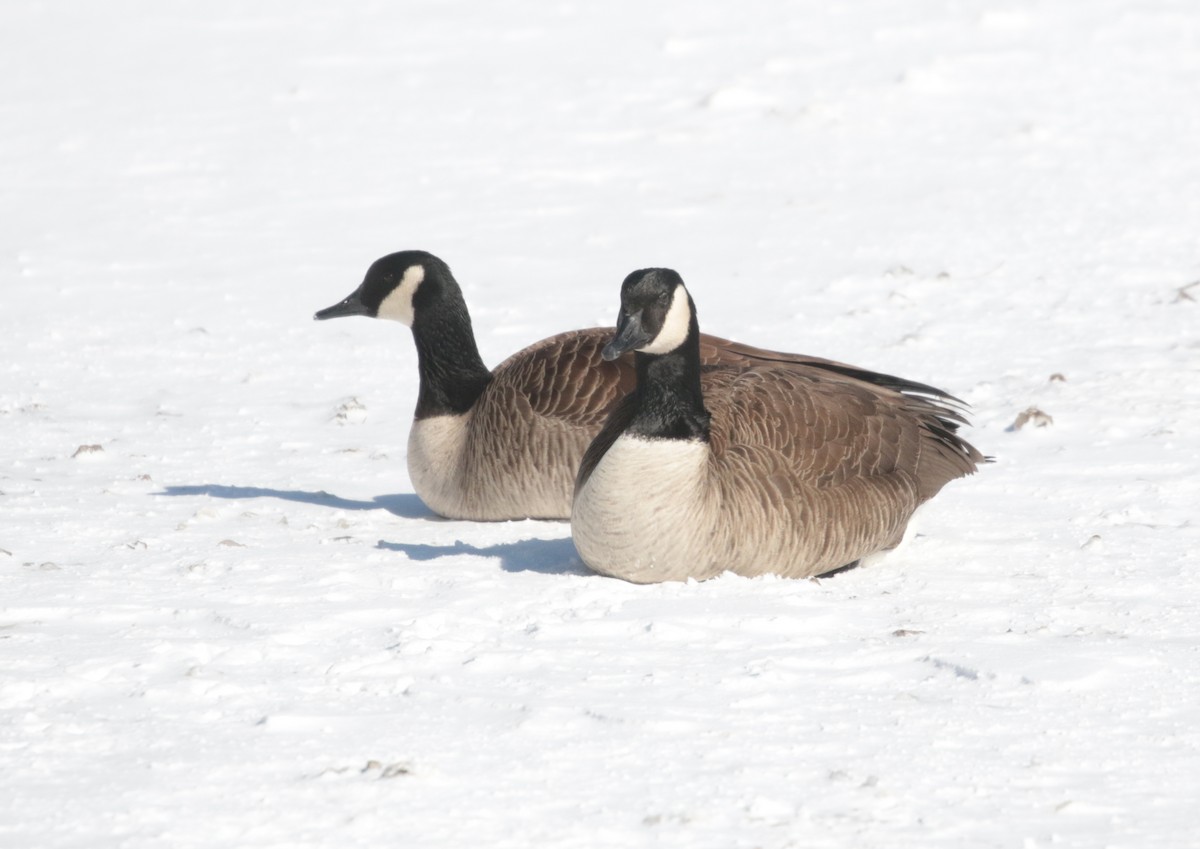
left=156, top=484, right=435, bottom=519
left=157, top=484, right=587, bottom=576
left=376, top=537, right=588, bottom=577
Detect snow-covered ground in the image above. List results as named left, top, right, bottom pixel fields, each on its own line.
left=3, top=1, right=1199, bottom=846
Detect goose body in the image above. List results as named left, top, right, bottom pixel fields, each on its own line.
left=402, top=326, right=637, bottom=520
left=572, top=268, right=984, bottom=583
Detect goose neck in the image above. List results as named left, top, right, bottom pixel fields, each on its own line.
left=629, top=332, right=710, bottom=441
left=411, top=304, right=492, bottom=418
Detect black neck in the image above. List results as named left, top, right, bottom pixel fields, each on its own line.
left=627, top=320, right=710, bottom=441
left=411, top=295, right=493, bottom=419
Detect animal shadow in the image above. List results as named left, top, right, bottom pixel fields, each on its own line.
left=157, top=484, right=435, bottom=519
left=377, top=537, right=589, bottom=577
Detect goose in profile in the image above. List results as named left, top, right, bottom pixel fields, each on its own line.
left=314, top=250, right=637, bottom=520
left=572, top=267, right=985, bottom=583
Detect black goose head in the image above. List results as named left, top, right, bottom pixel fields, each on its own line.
left=602, top=267, right=697, bottom=361
left=315, top=250, right=490, bottom=418
left=314, top=250, right=458, bottom=327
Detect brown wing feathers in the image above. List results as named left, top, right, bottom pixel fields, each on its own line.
left=701, top=335, right=983, bottom=491
left=495, top=328, right=636, bottom=430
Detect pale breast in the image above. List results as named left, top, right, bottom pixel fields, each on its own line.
left=406, top=407, right=589, bottom=521
left=571, top=435, right=713, bottom=583
left=406, top=414, right=472, bottom=518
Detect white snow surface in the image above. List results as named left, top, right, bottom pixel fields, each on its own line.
left=3, top=1, right=1199, bottom=847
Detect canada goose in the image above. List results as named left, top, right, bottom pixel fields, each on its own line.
left=572, top=268, right=985, bottom=583
left=314, top=250, right=638, bottom=520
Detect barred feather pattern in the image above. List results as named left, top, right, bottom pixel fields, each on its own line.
left=573, top=339, right=984, bottom=582
left=408, top=328, right=633, bottom=520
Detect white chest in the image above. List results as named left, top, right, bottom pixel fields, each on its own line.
left=407, top=414, right=471, bottom=515
left=571, top=435, right=710, bottom=582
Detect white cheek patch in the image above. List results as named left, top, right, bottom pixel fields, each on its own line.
left=638, top=284, right=692, bottom=355
left=376, top=264, right=425, bottom=326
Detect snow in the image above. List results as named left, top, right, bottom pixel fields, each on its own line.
left=2, top=0, right=1199, bottom=846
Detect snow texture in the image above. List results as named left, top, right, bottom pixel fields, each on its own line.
left=2, top=1, right=1199, bottom=847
